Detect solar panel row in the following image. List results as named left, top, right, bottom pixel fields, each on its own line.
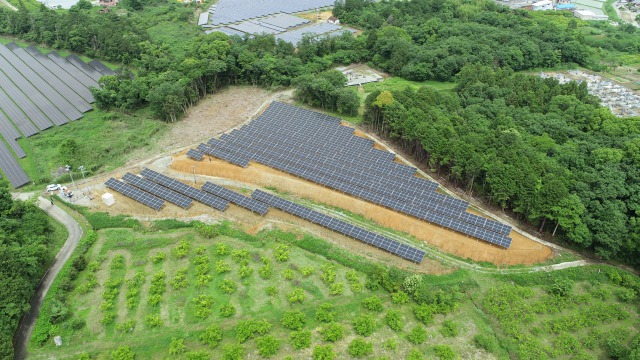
left=202, top=182, right=269, bottom=215
left=251, top=190, right=425, bottom=263
left=105, top=178, right=165, bottom=210
left=140, top=168, right=230, bottom=211
left=210, top=0, right=335, bottom=25
left=0, top=43, right=113, bottom=188
left=206, top=138, right=511, bottom=247
left=204, top=102, right=513, bottom=247
left=197, top=142, right=250, bottom=167
left=122, top=173, right=193, bottom=209
left=0, top=140, right=29, bottom=188
left=187, top=149, right=204, bottom=161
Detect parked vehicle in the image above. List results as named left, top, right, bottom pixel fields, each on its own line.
left=46, top=184, right=62, bottom=192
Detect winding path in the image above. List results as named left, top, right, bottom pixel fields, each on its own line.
left=13, top=197, right=83, bottom=360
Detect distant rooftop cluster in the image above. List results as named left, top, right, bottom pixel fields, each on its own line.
left=540, top=70, right=640, bottom=117
left=198, top=0, right=354, bottom=45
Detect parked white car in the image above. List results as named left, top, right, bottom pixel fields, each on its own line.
left=46, top=184, right=62, bottom=192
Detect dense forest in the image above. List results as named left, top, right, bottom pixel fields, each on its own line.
left=364, top=65, right=640, bottom=265
left=0, top=180, right=57, bottom=359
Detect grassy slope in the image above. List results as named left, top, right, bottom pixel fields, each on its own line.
left=27, top=222, right=640, bottom=360
left=16, top=109, right=167, bottom=189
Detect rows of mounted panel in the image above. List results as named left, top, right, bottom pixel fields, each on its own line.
left=188, top=102, right=513, bottom=249
left=252, top=190, right=426, bottom=263
left=0, top=42, right=115, bottom=188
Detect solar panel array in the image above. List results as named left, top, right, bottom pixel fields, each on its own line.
left=202, top=102, right=513, bottom=249
left=122, top=173, right=193, bottom=209
left=140, top=168, right=230, bottom=211
left=209, top=0, right=335, bottom=25
left=275, top=23, right=355, bottom=45
left=187, top=149, right=204, bottom=161
left=202, top=181, right=269, bottom=215
left=0, top=43, right=114, bottom=188
left=252, top=190, right=425, bottom=263
left=105, top=178, right=165, bottom=210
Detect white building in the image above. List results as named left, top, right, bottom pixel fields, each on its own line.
left=532, top=0, right=553, bottom=10
left=574, top=9, right=609, bottom=20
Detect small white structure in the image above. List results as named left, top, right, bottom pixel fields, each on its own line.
left=54, top=336, right=62, bottom=346
left=102, top=192, right=115, bottom=206
left=574, top=9, right=608, bottom=20
left=532, top=0, right=553, bottom=10
left=327, top=16, right=340, bottom=24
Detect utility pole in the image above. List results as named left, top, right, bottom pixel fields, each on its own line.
left=79, top=165, right=91, bottom=198
left=192, top=165, right=197, bottom=184
left=66, top=165, right=76, bottom=190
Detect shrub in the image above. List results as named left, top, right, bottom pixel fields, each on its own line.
left=195, top=245, right=207, bottom=255
left=115, top=320, right=135, bottom=333
left=200, top=324, right=223, bottom=348
left=348, top=338, right=373, bottom=357
left=265, top=286, right=278, bottom=296
left=290, top=330, right=312, bottom=350
left=329, top=283, right=344, bottom=295
left=414, top=303, right=436, bottom=325
left=220, top=303, right=236, bottom=317
left=313, top=345, right=336, bottom=360
left=222, top=344, right=244, bottom=360
left=125, top=271, right=145, bottom=309
left=474, top=333, right=499, bottom=353
left=259, top=263, right=273, bottom=279
left=283, top=269, right=295, bottom=280
left=147, top=271, right=165, bottom=306
left=382, top=338, right=398, bottom=350
left=362, top=296, right=383, bottom=312
left=549, top=278, right=574, bottom=297
left=281, top=310, right=306, bottom=330
left=168, top=337, right=186, bottom=355
left=433, top=345, right=456, bottom=360
left=385, top=310, right=403, bottom=332
left=353, top=314, right=375, bottom=336
left=170, top=268, right=189, bottom=289
left=171, top=240, right=191, bottom=259
left=618, top=288, right=636, bottom=302
left=145, top=315, right=162, bottom=328
left=440, top=320, right=459, bottom=338
left=231, top=249, right=250, bottom=264
left=219, top=279, right=237, bottom=294
left=77, top=352, right=91, bottom=360
left=110, top=345, right=134, bottom=360
left=407, top=349, right=423, bottom=360
left=300, top=266, right=314, bottom=277
left=256, top=335, right=281, bottom=357
left=235, top=319, right=272, bottom=343
left=239, top=265, right=253, bottom=279
left=274, top=244, right=290, bottom=262
left=321, top=264, right=337, bottom=284
left=150, top=252, right=166, bottom=264
left=215, top=243, right=230, bottom=256
left=403, top=274, right=421, bottom=294
left=216, top=261, right=231, bottom=274
left=287, top=288, right=306, bottom=304
left=196, top=274, right=212, bottom=288
left=320, top=322, right=344, bottom=342
left=110, top=255, right=125, bottom=270
left=192, top=294, right=214, bottom=319
left=407, top=326, right=427, bottom=344
left=392, top=291, right=410, bottom=304
left=315, top=303, right=335, bottom=323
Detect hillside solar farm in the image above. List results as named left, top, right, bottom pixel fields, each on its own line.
left=103, top=103, right=515, bottom=265
left=200, top=0, right=355, bottom=44
left=0, top=42, right=114, bottom=188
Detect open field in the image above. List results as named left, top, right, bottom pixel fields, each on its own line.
left=27, top=219, right=640, bottom=360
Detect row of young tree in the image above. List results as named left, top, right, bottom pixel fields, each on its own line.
left=0, top=180, right=55, bottom=359
left=364, top=64, right=640, bottom=265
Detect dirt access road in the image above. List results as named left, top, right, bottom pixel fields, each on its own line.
left=13, top=198, right=83, bottom=360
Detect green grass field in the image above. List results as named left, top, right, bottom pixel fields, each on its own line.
left=27, top=218, right=640, bottom=360
left=16, top=108, right=167, bottom=189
